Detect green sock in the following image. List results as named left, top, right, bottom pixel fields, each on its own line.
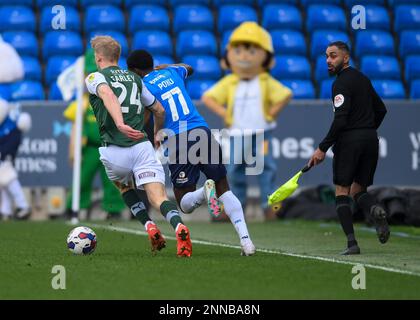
left=122, top=189, right=151, bottom=226
left=160, top=200, right=183, bottom=230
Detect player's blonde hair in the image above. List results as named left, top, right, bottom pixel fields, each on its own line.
left=90, top=36, right=121, bottom=63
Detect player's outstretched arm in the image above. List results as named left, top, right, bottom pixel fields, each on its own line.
left=154, top=63, right=193, bottom=77
left=97, top=84, right=144, bottom=141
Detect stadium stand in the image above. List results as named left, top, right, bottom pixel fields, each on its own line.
left=186, top=79, right=216, bottom=100
left=45, top=56, right=77, bottom=85
left=1, top=0, right=420, bottom=100
left=11, top=80, right=45, bottom=101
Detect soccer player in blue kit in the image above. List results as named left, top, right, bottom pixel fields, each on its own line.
left=127, top=50, right=255, bottom=256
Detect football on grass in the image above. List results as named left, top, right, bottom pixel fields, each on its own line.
left=67, top=226, right=97, bottom=255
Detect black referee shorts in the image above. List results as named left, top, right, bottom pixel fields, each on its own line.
left=332, top=132, right=379, bottom=188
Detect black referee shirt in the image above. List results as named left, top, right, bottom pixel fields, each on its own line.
left=318, top=66, right=387, bottom=153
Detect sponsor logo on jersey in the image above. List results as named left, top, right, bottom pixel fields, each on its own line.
left=138, top=171, right=156, bottom=179
left=176, top=171, right=188, bottom=184
left=88, top=74, right=95, bottom=83
left=334, top=94, right=345, bottom=108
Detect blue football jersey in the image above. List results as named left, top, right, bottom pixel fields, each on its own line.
left=143, top=66, right=208, bottom=136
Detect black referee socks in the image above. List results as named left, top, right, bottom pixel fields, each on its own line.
left=336, top=195, right=358, bottom=248
left=354, top=191, right=376, bottom=215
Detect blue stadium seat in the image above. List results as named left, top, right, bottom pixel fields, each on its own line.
left=410, top=79, right=420, bottom=99
left=394, top=5, right=420, bottom=33
left=360, top=5, right=391, bottom=31
left=177, top=30, right=217, bottom=58
left=271, top=30, right=306, bottom=56
left=45, top=56, right=77, bottom=85
left=405, top=56, right=420, bottom=83
left=262, top=4, right=302, bottom=31
left=173, top=5, right=214, bottom=33
left=213, top=0, right=255, bottom=6
left=355, top=31, right=395, bottom=58
left=170, top=0, right=211, bottom=6
left=48, top=82, right=65, bottom=100
left=40, top=6, right=80, bottom=33
left=399, top=31, right=420, bottom=59
left=11, top=81, right=45, bottom=101
left=183, top=55, right=221, bottom=80
left=88, top=31, right=128, bottom=57
left=301, top=0, right=341, bottom=7
left=271, top=55, right=311, bottom=80
left=315, top=56, right=356, bottom=82
left=310, top=30, right=350, bottom=60
left=42, top=31, right=83, bottom=59
left=345, top=0, right=385, bottom=6
left=306, top=5, right=346, bottom=32
left=80, top=0, right=123, bottom=6
left=153, top=55, right=175, bottom=66
left=132, top=31, right=172, bottom=56
left=37, top=0, right=78, bottom=7
left=21, top=56, right=41, bottom=81
left=0, top=6, right=36, bottom=32
left=3, top=0, right=34, bottom=6
left=186, top=79, right=215, bottom=100
left=2, top=31, right=38, bottom=57
left=361, top=56, right=401, bottom=80
left=118, top=56, right=127, bottom=70
left=220, top=30, right=233, bottom=56
left=124, top=0, right=167, bottom=9
left=84, top=5, right=125, bottom=33
left=389, top=0, right=420, bottom=8
left=0, top=84, right=12, bottom=101
left=258, top=0, right=297, bottom=4
left=372, top=80, right=406, bottom=99
left=129, top=5, right=169, bottom=32
left=281, top=80, right=315, bottom=99
left=319, top=78, right=334, bottom=99
left=218, top=5, right=257, bottom=34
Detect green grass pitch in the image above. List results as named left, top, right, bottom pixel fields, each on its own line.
left=1, top=219, right=420, bottom=299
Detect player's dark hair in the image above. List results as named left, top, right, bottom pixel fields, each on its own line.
left=328, top=41, right=350, bottom=54
left=127, top=49, right=154, bottom=71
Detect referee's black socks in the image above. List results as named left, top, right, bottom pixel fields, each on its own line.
left=336, top=195, right=358, bottom=248
left=354, top=191, right=376, bottom=215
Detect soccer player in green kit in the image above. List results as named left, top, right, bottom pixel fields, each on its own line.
left=85, top=36, right=192, bottom=257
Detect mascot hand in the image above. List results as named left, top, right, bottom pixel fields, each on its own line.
left=17, top=112, right=32, bottom=132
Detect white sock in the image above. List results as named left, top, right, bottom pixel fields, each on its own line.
left=1, top=189, right=13, bottom=216
left=7, top=179, right=29, bottom=210
left=180, top=187, right=205, bottom=213
left=219, top=190, right=251, bottom=243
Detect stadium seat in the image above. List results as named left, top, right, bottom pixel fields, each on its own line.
left=404, top=56, right=420, bottom=82
left=21, top=56, right=42, bottom=81
left=262, top=5, right=302, bottom=31
left=315, top=56, right=356, bottom=82
left=2, top=31, right=38, bottom=57
left=11, top=81, right=45, bottom=101
left=372, top=80, right=406, bottom=99
left=153, top=55, right=175, bottom=66
left=271, top=55, right=311, bottom=80
left=271, top=30, right=306, bottom=56
left=177, top=30, right=217, bottom=58
left=81, top=0, right=123, bottom=7
left=0, top=6, right=36, bottom=32
left=306, top=5, right=347, bottom=32
left=45, top=56, right=77, bottom=85
left=170, top=0, right=211, bottom=6
left=118, top=56, right=127, bottom=70
left=258, top=0, right=297, bottom=5
left=301, top=0, right=341, bottom=7
left=361, top=56, right=401, bottom=80
left=389, top=0, right=420, bottom=8
left=310, top=30, right=350, bottom=60
left=319, top=78, right=334, bottom=99
left=2, top=0, right=34, bottom=6
left=186, top=79, right=215, bottom=100
left=88, top=31, right=128, bottom=57
left=359, top=5, right=391, bottom=31
left=84, top=5, right=125, bottom=33
left=129, top=5, right=169, bottom=32
left=410, top=79, right=420, bottom=99
left=218, top=5, right=258, bottom=34
left=220, top=30, right=233, bottom=56
left=344, top=0, right=385, bottom=6
left=37, top=0, right=78, bottom=8
left=48, top=82, right=65, bottom=100
left=281, top=80, right=315, bottom=99
left=183, top=55, right=221, bottom=80
left=355, top=30, right=395, bottom=58
left=43, top=31, right=83, bottom=59
left=124, top=0, right=167, bottom=9
left=40, top=6, right=81, bottom=33
left=394, top=5, right=420, bottom=33
left=173, top=5, right=214, bottom=33
left=132, top=31, right=172, bottom=56
left=0, top=84, right=12, bottom=101
left=399, top=31, right=420, bottom=59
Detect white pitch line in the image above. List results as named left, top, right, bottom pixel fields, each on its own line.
left=90, top=223, right=420, bottom=278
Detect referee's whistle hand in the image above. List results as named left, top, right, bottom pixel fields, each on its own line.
left=308, top=148, right=325, bottom=167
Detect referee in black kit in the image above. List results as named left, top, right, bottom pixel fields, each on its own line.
left=308, top=41, right=390, bottom=255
